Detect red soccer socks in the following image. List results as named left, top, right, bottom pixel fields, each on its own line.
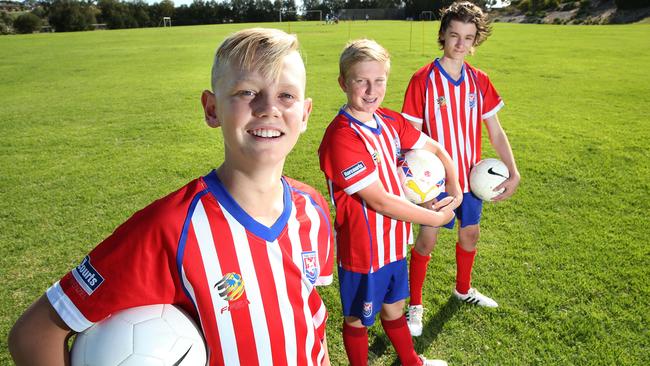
left=409, top=248, right=431, bottom=306
left=343, top=321, right=368, bottom=366
left=381, top=315, right=421, bottom=366
left=455, top=242, right=477, bottom=295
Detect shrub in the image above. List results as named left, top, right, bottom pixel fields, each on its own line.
left=615, top=0, right=649, bottom=9
left=13, top=12, right=42, bottom=34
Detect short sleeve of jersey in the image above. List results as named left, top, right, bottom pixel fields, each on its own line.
left=319, top=119, right=378, bottom=195
left=474, top=68, right=504, bottom=120
left=288, top=178, right=335, bottom=287
left=401, top=63, right=432, bottom=125
left=46, top=186, right=193, bottom=332
left=313, top=191, right=334, bottom=286
left=385, top=108, right=428, bottom=150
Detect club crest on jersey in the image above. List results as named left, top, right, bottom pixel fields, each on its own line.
left=342, top=161, right=366, bottom=180
left=215, top=272, right=245, bottom=302
left=362, top=302, right=373, bottom=318
left=72, top=256, right=104, bottom=295
left=468, top=93, right=476, bottom=109
left=437, top=96, right=447, bottom=108
left=302, top=251, right=319, bottom=284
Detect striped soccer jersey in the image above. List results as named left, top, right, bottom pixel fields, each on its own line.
left=47, top=170, right=334, bottom=366
left=318, top=108, right=428, bottom=274
left=402, top=59, right=504, bottom=192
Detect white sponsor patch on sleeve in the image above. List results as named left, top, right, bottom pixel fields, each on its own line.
left=342, top=161, right=366, bottom=180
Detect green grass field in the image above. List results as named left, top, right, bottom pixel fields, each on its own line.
left=1, top=21, right=649, bottom=365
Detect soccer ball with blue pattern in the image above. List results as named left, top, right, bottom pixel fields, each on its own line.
left=398, top=149, right=446, bottom=204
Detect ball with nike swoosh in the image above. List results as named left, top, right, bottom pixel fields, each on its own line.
left=469, top=158, right=510, bottom=201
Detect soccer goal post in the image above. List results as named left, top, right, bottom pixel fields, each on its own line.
left=279, top=10, right=299, bottom=22
left=304, top=10, right=322, bottom=22
left=420, top=11, right=433, bottom=21
left=162, top=16, right=172, bottom=27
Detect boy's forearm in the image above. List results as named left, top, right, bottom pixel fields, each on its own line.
left=357, top=182, right=453, bottom=227
left=9, top=295, right=72, bottom=366
left=486, top=115, right=519, bottom=176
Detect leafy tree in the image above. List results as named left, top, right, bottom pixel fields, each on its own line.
left=615, top=0, right=649, bottom=9
left=48, top=0, right=96, bottom=32
left=1, top=10, right=13, bottom=34
left=13, top=12, right=42, bottom=33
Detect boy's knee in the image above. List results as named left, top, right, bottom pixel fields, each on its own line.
left=459, top=225, right=480, bottom=247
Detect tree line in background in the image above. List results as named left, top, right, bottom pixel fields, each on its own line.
left=0, top=0, right=460, bottom=34
left=1, top=0, right=647, bottom=34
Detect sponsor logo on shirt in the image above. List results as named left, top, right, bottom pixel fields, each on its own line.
left=72, top=256, right=104, bottom=295
left=362, top=301, right=373, bottom=318
left=215, top=272, right=250, bottom=314
left=215, top=272, right=245, bottom=301
left=302, top=251, right=319, bottom=284
left=468, top=93, right=476, bottom=109
left=437, top=96, right=447, bottom=108
left=371, top=150, right=382, bottom=166
left=342, top=161, right=366, bottom=180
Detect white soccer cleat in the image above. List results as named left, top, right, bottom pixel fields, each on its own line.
left=453, top=288, right=498, bottom=307
left=419, top=354, right=448, bottom=366
left=406, top=305, right=424, bottom=337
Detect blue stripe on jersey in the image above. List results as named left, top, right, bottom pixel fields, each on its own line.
left=203, top=170, right=291, bottom=242
left=290, top=186, right=332, bottom=239
left=176, top=188, right=210, bottom=303
left=435, top=58, right=465, bottom=86
left=339, top=108, right=383, bottom=135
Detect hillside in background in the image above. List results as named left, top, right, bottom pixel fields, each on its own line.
left=490, top=0, right=650, bottom=24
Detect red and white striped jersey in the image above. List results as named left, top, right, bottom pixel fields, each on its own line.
left=318, top=107, right=428, bottom=274
left=46, top=171, right=334, bottom=366
left=402, top=59, right=504, bottom=192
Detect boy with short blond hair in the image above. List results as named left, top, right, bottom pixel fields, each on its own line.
left=319, top=38, right=462, bottom=366
left=402, top=1, right=521, bottom=336
left=9, top=28, right=334, bottom=366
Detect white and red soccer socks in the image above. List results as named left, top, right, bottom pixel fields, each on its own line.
left=381, top=316, right=422, bottom=366
left=409, top=248, right=431, bottom=306
left=455, top=242, right=477, bottom=294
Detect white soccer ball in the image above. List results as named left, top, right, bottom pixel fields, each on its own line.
left=469, top=158, right=510, bottom=201
left=71, top=304, right=207, bottom=366
left=398, top=149, right=446, bottom=204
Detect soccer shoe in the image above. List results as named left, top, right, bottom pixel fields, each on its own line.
left=419, top=354, right=448, bottom=366
left=406, top=305, right=424, bottom=337
left=453, top=288, right=498, bottom=307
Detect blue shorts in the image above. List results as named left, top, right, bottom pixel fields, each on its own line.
left=338, top=259, right=409, bottom=327
left=438, top=191, right=483, bottom=229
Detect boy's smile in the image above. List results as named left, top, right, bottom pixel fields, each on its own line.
left=339, top=60, right=388, bottom=122
left=202, top=51, right=312, bottom=169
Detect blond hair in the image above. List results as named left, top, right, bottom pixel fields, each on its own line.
left=211, top=28, right=300, bottom=92
left=339, top=39, right=391, bottom=82
left=438, top=1, right=491, bottom=53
